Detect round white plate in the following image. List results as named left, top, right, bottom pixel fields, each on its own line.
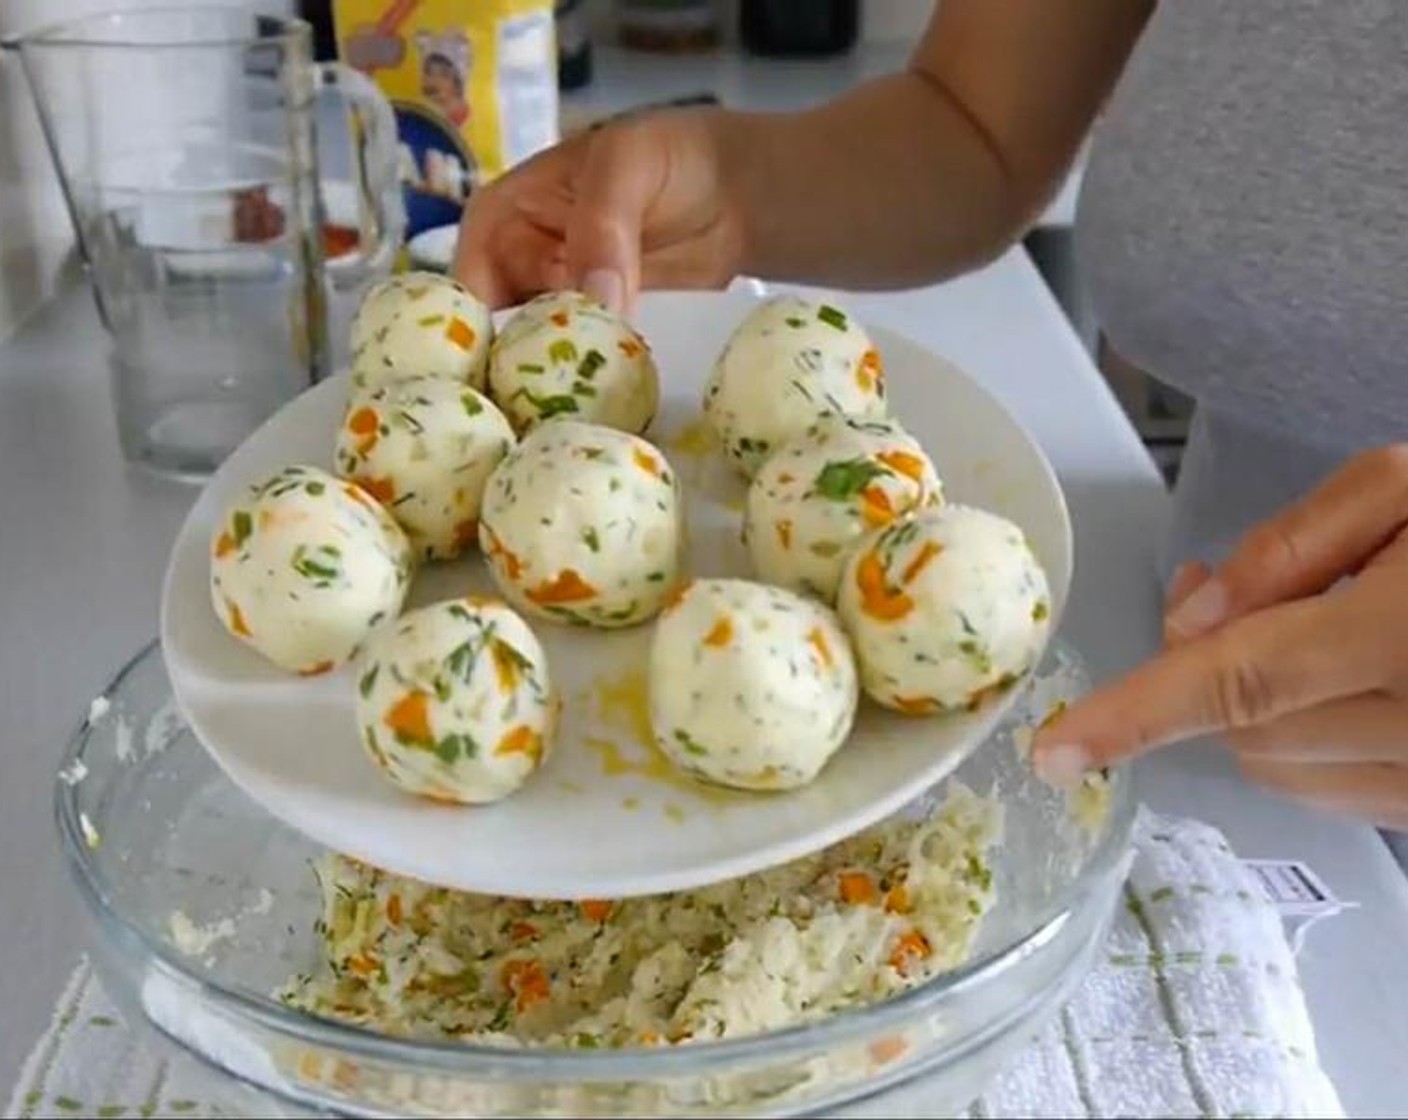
left=160, top=289, right=1071, bottom=900
left=407, top=224, right=459, bottom=272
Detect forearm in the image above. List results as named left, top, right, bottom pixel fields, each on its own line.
left=721, top=72, right=1042, bottom=289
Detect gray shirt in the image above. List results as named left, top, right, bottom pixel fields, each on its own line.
left=1077, top=0, right=1408, bottom=575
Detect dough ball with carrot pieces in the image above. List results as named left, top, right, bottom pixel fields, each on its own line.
left=744, top=416, right=942, bottom=603
left=649, top=578, right=859, bottom=791
left=479, top=420, right=683, bottom=628
left=334, top=377, right=515, bottom=561
left=704, top=295, right=887, bottom=478
left=209, top=465, right=413, bottom=675
left=837, top=506, right=1050, bottom=715
left=355, top=598, right=555, bottom=804
left=488, top=291, right=658, bottom=435
left=350, top=271, right=492, bottom=393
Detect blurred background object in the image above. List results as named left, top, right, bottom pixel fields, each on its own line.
left=739, top=0, right=858, bottom=57
left=616, top=0, right=719, bottom=53
left=556, top=0, right=594, bottom=89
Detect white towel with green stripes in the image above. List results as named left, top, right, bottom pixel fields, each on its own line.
left=7, top=811, right=1343, bottom=1120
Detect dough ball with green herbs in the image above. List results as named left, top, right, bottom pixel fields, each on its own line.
left=209, top=465, right=413, bottom=675
left=356, top=598, right=555, bottom=804
left=479, top=421, right=684, bottom=629
left=487, top=291, right=659, bottom=435
left=350, top=271, right=493, bottom=393
left=704, top=296, right=887, bottom=477
left=334, top=377, right=515, bottom=561
left=649, top=578, right=859, bottom=791
left=837, top=505, right=1050, bottom=714
left=745, top=416, right=942, bottom=602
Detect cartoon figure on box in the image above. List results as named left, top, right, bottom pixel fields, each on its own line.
left=416, top=29, right=471, bottom=129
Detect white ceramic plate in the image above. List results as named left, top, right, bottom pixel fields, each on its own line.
left=160, top=289, right=1071, bottom=900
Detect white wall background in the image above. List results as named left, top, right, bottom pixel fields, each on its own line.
left=0, top=0, right=931, bottom=340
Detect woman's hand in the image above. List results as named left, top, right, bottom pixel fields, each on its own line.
left=451, top=109, right=746, bottom=313
left=1034, top=445, right=1408, bottom=829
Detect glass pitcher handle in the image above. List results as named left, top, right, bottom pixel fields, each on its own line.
left=316, top=62, right=405, bottom=282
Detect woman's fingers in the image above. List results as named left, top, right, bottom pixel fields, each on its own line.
left=1166, top=445, right=1408, bottom=640
left=1230, top=694, right=1408, bottom=763
left=1033, top=588, right=1394, bottom=784
left=1238, top=756, right=1408, bottom=831
left=1163, top=560, right=1211, bottom=647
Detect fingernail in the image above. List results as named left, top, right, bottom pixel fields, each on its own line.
left=582, top=268, right=625, bottom=315
left=1035, top=742, right=1091, bottom=789
left=1166, top=577, right=1228, bottom=639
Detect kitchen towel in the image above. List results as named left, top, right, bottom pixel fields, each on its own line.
left=7, top=810, right=1344, bottom=1119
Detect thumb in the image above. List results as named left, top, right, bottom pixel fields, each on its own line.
left=565, top=124, right=660, bottom=315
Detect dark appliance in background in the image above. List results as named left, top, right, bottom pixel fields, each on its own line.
left=740, top=0, right=859, bottom=57
left=556, top=0, right=593, bottom=90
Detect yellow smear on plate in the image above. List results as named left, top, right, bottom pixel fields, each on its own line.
left=663, top=803, right=687, bottom=824
left=668, top=418, right=716, bottom=458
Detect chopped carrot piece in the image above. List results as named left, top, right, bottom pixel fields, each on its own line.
left=860, top=485, right=895, bottom=528
left=870, top=1036, right=908, bottom=1065
left=877, top=449, right=925, bottom=481
left=632, top=448, right=662, bottom=477
left=495, top=724, right=544, bottom=765
left=500, top=959, right=550, bottom=1012
left=889, top=929, right=931, bottom=975
left=483, top=528, right=525, bottom=580
left=965, top=675, right=1017, bottom=712
left=445, top=317, right=476, bottom=350
left=384, top=690, right=433, bottom=745
left=386, top=894, right=403, bottom=926
left=490, top=639, right=521, bottom=693
left=1038, top=701, right=1068, bottom=731
left=347, top=406, right=378, bottom=435
left=510, top=921, right=538, bottom=943
left=807, top=626, right=834, bottom=669
left=618, top=337, right=643, bottom=358
left=526, top=569, right=597, bottom=605
left=901, top=541, right=942, bottom=585
left=348, top=953, right=380, bottom=977
left=856, top=349, right=883, bottom=393
left=884, top=883, right=911, bottom=914
left=299, top=660, right=334, bottom=677
left=549, top=311, right=570, bottom=328
left=893, top=695, right=938, bottom=716
left=226, top=599, right=252, bottom=638
left=856, top=550, right=914, bottom=621
left=214, top=531, right=237, bottom=558
left=353, top=475, right=396, bottom=505
left=838, top=871, right=877, bottom=905
left=776, top=519, right=793, bottom=549
left=777, top=472, right=795, bottom=484
left=579, top=899, right=613, bottom=923
left=702, top=615, right=733, bottom=648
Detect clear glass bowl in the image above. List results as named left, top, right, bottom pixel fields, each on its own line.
left=55, top=640, right=1133, bottom=1118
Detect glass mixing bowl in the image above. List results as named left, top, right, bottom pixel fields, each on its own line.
left=55, top=639, right=1133, bottom=1118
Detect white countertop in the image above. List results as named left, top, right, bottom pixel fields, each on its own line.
left=2, top=251, right=1406, bottom=1114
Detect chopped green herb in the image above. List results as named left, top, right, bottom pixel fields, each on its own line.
left=674, top=728, right=710, bottom=757
left=447, top=604, right=474, bottom=622
left=446, top=639, right=478, bottom=683
left=548, top=338, right=579, bottom=365
left=416, top=314, right=446, bottom=326
left=305, top=480, right=325, bottom=496
left=358, top=664, right=379, bottom=699
left=647, top=570, right=666, bottom=582
left=291, top=545, right=341, bottom=582
left=813, top=458, right=885, bottom=501
left=574, top=1032, right=601, bottom=1049
left=434, top=676, right=453, bottom=703
left=577, top=348, right=607, bottom=381
left=516, top=362, right=545, bottom=375
left=520, top=389, right=580, bottom=419
left=582, top=527, right=601, bottom=552
left=231, top=510, right=253, bottom=546
left=1032, top=600, right=1049, bottom=622
left=808, top=539, right=843, bottom=558
left=436, top=734, right=476, bottom=764
left=395, top=409, right=425, bottom=434
left=958, top=611, right=978, bottom=637
left=461, top=393, right=484, bottom=416
left=817, top=304, right=848, bottom=331
left=573, top=382, right=599, bottom=397
left=785, top=316, right=806, bottom=328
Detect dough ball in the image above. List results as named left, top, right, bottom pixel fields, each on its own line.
left=744, top=416, right=943, bottom=603
left=488, top=291, right=659, bottom=435
left=334, top=377, right=515, bottom=561
left=479, top=420, right=684, bottom=629
left=649, top=578, right=859, bottom=791
left=704, top=295, right=887, bottom=477
left=209, top=465, right=414, bottom=674
left=355, top=598, right=555, bottom=804
left=350, top=271, right=492, bottom=392
left=836, top=506, right=1050, bottom=714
